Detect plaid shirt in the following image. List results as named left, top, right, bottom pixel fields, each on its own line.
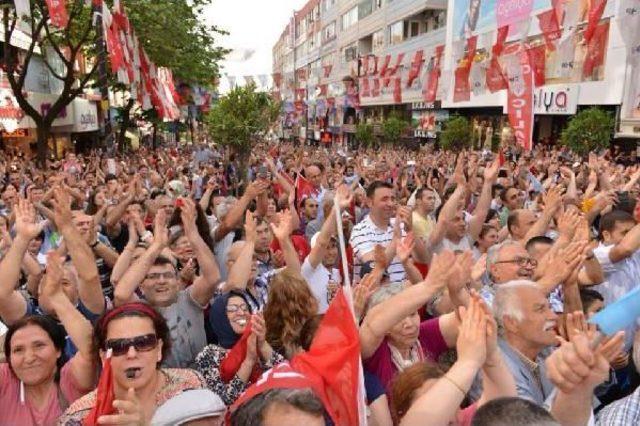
left=597, top=386, right=640, bottom=425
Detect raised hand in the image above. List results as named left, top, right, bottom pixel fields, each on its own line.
left=270, top=209, right=294, bottom=241
left=373, top=244, right=389, bottom=271
left=423, top=250, right=455, bottom=292
left=245, top=180, right=270, bottom=199
left=244, top=210, right=257, bottom=242
left=354, top=274, right=378, bottom=320
left=471, top=253, right=487, bottom=282
left=179, top=197, right=198, bottom=237
left=40, top=252, right=65, bottom=303
left=557, top=208, right=581, bottom=240
left=456, top=296, right=488, bottom=370
left=396, top=233, right=415, bottom=264
left=98, top=388, right=145, bottom=425
left=335, top=184, right=354, bottom=210
left=152, top=209, right=169, bottom=249
left=483, top=159, right=500, bottom=183
left=543, top=186, right=564, bottom=214
left=14, top=198, right=43, bottom=241
left=397, top=205, right=413, bottom=232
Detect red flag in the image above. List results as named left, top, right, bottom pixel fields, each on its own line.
left=295, top=174, right=319, bottom=208
left=406, top=50, right=424, bottom=88
left=372, top=78, right=381, bottom=97
left=220, top=321, right=262, bottom=384
left=465, top=35, right=478, bottom=64
left=323, top=65, right=333, bottom=78
left=229, top=289, right=361, bottom=425
left=83, top=352, right=115, bottom=425
left=454, top=66, right=472, bottom=102
left=361, top=56, right=369, bottom=76
left=506, top=49, right=534, bottom=150
left=388, top=53, right=405, bottom=77
left=486, top=56, right=509, bottom=92
left=498, top=149, right=506, bottom=166
left=528, top=45, right=546, bottom=87
left=360, top=77, right=371, bottom=97
left=378, top=54, right=391, bottom=76
left=537, top=9, right=561, bottom=51
left=583, top=22, right=609, bottom=78
left=45, top=0, right=69, bottom=28
left=393, top=76, right=403, bottom=103
left=422, top=45, right=444, bottom=102
left=372, top=56, right=379, bottom=75
left=583, top=0, right=607, bottom=43
left=493, top=26, right=509, bottom=56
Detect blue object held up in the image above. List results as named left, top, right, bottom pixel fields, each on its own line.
left=590, top=286, right=640, bottom=336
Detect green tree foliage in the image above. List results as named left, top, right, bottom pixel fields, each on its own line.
left=560, top=107, right=614, bottom=155
left=355, top=123, right=374, bottom=147
left=205, top=84, right=280, bottom=156
left=381, top=113, right=408, bottom=145
left=440, top=115, right=472, bottom=152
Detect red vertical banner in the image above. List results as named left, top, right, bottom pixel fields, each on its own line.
left=361, top=56, right=369, bottom=76
left=465, top=35, right=478, bottom=63
left=453, top=67, right=472, bottom=102
left=583, top=22, right=609, bottom=78
left=372, top=78, right=381, bottom=97
left=323, top=65, right=333, bottom=78
left=406, top=50, right=424, bottom=88
left=583, top=0, right=607, bottom=43
left=45, top=0, right=69, bottom=28
left=372, top=56, right=379, bottom=75
left=486, top=57, right=509, bottom=92
left=527, top=44, right=546, bottom=87
left=378, top=55, right=391, bottom=77
left=359, top=78, right=371, bottom=97
left=393, top=77, right=402, bottom=103
left=506, top=49, right=534, bottom=151
left=423, top=45, right=444, bottom=102
left=537, top=9, right=561, bottom=51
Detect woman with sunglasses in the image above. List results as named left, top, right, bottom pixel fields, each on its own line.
left=195, top=292, right=284, bottom=406
left=59, top=302, right=206, bottom=425
left=0, top=254, right=95, bottom=425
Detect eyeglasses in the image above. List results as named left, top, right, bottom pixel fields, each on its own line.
left=494, top=257, right=538, bottom=268
left=226, top=304, right=250, bottom=314
left=105, top=334, right=158, bottom=356
left=145, top=272, right=176, bottom=281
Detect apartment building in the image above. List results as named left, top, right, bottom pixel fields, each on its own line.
left=274, top=0, right=640, bottom=148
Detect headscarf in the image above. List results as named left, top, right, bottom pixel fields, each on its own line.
left=208, top=292, right=251, bottom=349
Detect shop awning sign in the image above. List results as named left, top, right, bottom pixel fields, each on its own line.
left=532, top=85, right=579, bottom=115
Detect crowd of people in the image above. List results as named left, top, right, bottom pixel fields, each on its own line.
left=0, top=140, right=638, bottom=425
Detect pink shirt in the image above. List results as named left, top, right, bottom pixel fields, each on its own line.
left=363, top=318, right=449, bottom=392
left=0, top=362, right=88, bottom=426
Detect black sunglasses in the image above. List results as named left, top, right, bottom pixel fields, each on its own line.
left=105, top=333, right=158, bottom=357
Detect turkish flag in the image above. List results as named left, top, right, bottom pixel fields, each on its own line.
left=295, top=174, right=319, bottom=208
left=465, top=35, right=478, bottom=64
left=393, top=76, right=403, bottom=103
left=83, top=353, right=115, bottom=425
left=406, top=50, right=424, bottom=88
left=422, top=45, right=444, bottom=102
left=493, top=26, right=509, bottom=56
left=486, top=56, right=509, bottom=92
left=220, top=321, right=261, bottom=384
left=372, top=56, right=379, bottom=75
left=389, top=53, right=405, bottom=77
left=583, top=22, right=609, bottom=78
left=527, top=45, right=547, bottom=87
left=584, top=0, right=607, bottom=43
left=379, top=54, right=392, bottom=76
left=45, top=0, right=69, bottom=28
left=229, top=289, right=362, bottom=425
left=537, top=9, right=561, bottom=51
left=454, top=66, right=472, bottom=102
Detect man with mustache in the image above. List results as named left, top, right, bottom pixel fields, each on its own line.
left=493, top=281, right=559, bottom=407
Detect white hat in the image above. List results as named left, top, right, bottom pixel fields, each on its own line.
left=151, top=389, right=226, bottom=426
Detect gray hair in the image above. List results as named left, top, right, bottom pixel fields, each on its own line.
left=230, top=388, right=326, bottom=426
left=471, top=397, right=559, bottom=426
left=493, top=280, right=539, bottom=335
left=486, top=240, right=523, bottom=283
left=367, top=283, right=407, bottom=313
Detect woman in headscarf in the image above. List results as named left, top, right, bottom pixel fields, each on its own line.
left=196, top=292, right=284, bottom=406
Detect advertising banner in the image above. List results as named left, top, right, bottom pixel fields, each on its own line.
left=504, top=48, right=534, bottom=150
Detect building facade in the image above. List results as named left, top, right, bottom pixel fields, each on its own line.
left=273, top=0, right=640, bottom=149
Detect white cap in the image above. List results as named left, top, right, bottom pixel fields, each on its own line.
left=151, top=389, right=225, bottom=425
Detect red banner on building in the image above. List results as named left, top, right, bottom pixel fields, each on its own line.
left=486, top=57, right=509, bottom=92
left=583, top=22, right=609, bottom=78
left=378, top=55, right=391, bottom=76
left=537, top=9, right=561, bottom=51
left=422, top=45, right=444, bottom=102
left=323, top=65, right=333, bottom=78
left=406, top=50, right=424, bottom=88
left=506, top=49, right=534, bottom=150
left=362, top=56, right=369, bottom=76
left=528, top=44, right=546, bottom=87
left=393, top=77, right=402, bottom=103
left=360, top=78, right=371, bottom=97
left=584, top=0, right=607, bottom=43
left=372, top=78, right=381, bottom=97
left=453, top=66, right=472, bottom=102
left=45, top=0, right=69, bottom=28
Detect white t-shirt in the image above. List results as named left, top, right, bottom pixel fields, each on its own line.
left=301, top=257, right=341, bottom=314
left=594, top=243, right=640, bottom=350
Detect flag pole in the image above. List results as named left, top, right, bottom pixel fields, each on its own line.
left=333, top=197, right=368, bottom=426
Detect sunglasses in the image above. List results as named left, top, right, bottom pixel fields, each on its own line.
left=105, top=333, right=158, bottom=357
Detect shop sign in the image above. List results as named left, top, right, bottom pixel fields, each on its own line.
left=532, top=85, right=579, bottom=115
left=411, top=101, right=441, bottom=110
left=412, top=110, right=449, bottom=138
left=1, top=128, right=28, bottom=137
left=72, top=99, right=99, bottom=132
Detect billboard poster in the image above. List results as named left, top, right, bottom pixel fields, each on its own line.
left=452, top=0, right=550, bottom=40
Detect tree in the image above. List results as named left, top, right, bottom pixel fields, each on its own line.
left=4, top=1, right=99, bottom=166
left=440, top=115, right=472, bottom=152
left=560, top=107, right=614, bottom=155
left=381, top=113, right=408, bottom=145
left=205, top=83, right=280, bottom=167
left=355, top=123, right=374, bottom=147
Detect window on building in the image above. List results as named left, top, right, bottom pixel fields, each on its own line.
left=324, top=21, right=336, bottom=42
left=434, top=10, right=446, bottom=29
left=358, top=0, right=373, bottom=20
left=342, top=6, right=358, bottom=30
left=389, top=21, right=403, bottom=45
left=344, top=44, right=358, bottom=62
left=375, top=0, right=384, bottom=8
left=406, top=21, right=421, bottom=38
left=372, top=29, right=385, bottom=52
